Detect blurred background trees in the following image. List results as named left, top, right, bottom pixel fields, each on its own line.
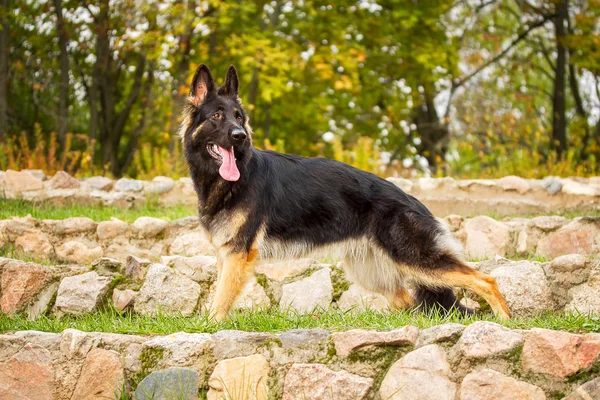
left=0, top=0, right=598, bottom=178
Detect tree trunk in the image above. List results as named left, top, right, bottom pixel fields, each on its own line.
left=551, top=0, right=568, bottom=157
left=53, top=0, right=69, bottom=148
left=0, top=0, right=9, bottom=141
left=413, top=87, right=449, bottom=173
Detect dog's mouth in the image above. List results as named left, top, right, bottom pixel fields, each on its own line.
left=206, top=143, right=240, bottom=182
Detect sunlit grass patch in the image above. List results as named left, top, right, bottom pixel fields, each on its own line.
left=1, top=308, right=599, bottom=335
left=0, top=198, right=197, bottom=222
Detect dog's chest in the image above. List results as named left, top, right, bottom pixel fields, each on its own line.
left=200, top=209, right=249, bottom=249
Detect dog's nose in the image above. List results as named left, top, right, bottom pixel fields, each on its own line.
left=231, top=129, right=247, bottom=143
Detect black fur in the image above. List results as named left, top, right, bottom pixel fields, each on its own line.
left=182, top=65, right=473, bottom=316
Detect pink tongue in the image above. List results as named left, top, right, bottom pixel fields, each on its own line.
left=218, top=146, right=240, bottom=181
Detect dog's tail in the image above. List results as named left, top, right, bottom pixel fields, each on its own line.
left=414, top=286, right=474, bottom=316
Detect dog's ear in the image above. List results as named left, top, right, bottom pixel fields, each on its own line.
left=220, top=65, right=239, bottom=98
left=190, top=64, right=216, bottom=106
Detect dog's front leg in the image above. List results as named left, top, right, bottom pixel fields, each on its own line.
left=209, top=247, right=259, bottom=321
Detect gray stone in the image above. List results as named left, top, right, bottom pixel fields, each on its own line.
left=55, top=240, right=103, bottom=264
left=333, top=326, right=419, bottom=357
left=161, top=255, right=217, bottom=282
left=142, top=332, right=213, bottom=367
left=125, top=255, right=152, bottom=281
left=5, top=170, right=43, bottom=192
left=169, top=231, right=216, bottom=257
left=491, top=261, right=555, bottom=316
left=387, top=177, right=413, bottom=192
left=416, top=323, right=465, bottom=347
left=562, top=180, right=598, bottom=196
left=337, top=284, right=390, bottom=312
left=498, top=175, right=530, bottom=194
left=283, top=363, right=373, bottom=400
left=134, top=367, right=198, bottom=400
left=565, top=270, right=600, bottom=315
left=92, top=257, right=123, bottom=276
left=233, top=275, right=271, bottom=310
left=114, top=178, right=143, bottom=192
left=51, top=217, right=97, bottom=235
left=15, top=229, right=54, bottom=258
left=280, top=329, right=331, bottom=349
left=54, top=272, right=112, bottom=315
left=134, top=263, right=201, bottom=316
left=86, top=176, right=113, bottom=191
left=132, top=216, right=168, bottom=238
left=454, top=321, right=523, bottom=360
left=208, top=354, right=270, bottom=400
left=212, top=330, right=277, bottom=360
left=280, top=267, right=333, bottom=313
left=530, top=216, right=568, bottom=231
left=379, top=345, right=457, bottom=400
left=563, top=376, right=600, bottom=400
left=256, top=258, right=316, bottom=282
left=145, top=176, right=175, bottom=195
left=112, top=289, right=137, bottom=311
left=96, top=219, right=128, bottom=240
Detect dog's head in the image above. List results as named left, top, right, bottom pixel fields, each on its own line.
left=180, top=65, right=253, bottom=182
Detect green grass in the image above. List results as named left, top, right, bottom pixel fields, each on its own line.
left=0, top=198, right=196, bottom=222
left=1, top=308, right=599, bottom=335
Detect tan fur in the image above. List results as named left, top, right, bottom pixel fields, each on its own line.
left=209, top=209, right=249, bottom=248
left=387, top=288, right=415, bottom=310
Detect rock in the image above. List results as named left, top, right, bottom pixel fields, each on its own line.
left=550, top=254, right=588, bottom=272
left=563, top=376, right=600, bottom=400
left=545, top=254, right=591, bottom=291
left=530, top=216, right=568, bottom=231
left=566, top=274, right=600, bottom=315
left=161, top=255, right=217, bottom=282
left=92, top=257, right=123, bottom=276
left=212, top=330, right=277, bottom=360
left=379, top=345, right=457, bottom=400
left=522, top=328, right=600, bottom=378
left=142, top=332, right=213, bottom=367
left=114, top=177, right=143, bottom=192
left=56, top=240, right=103, bottom=264
left=208, top=354, right=270, bottom=400
left=454, top=321, right=523, bottom=359
left=0, top=262, right=53, bottom=315
left=145, top=176, right=175, bottom=195
left=52, top=217, right=97, bottom=235
left=337, top=284, right=390, bottom=312
left=498, top=175, right=530, bottom=194
left=5, top=169, right=44, bottom=192
left=537, top=219, right=600, bottom=258
left=333, top=326, right=419, bottom=357
left=233, top=276, right=271, bottom=310
left=15, top=229, right=54, bottom=258
left=491, top=261, right=555, bottom=316
left=125, top=255, right=152, bottom=281
left=134, top=367, right=199, bottom=400
left=71, top=348, right=124, bottom=400
left=54, top=271, right=112, bottom=315
left=283, top=363, right=373, bottom=400
left=416, top=323, right=466, bottom=347
left=86, top=176, right=113, bottom=191
left=280, top=268, right=333, bottom=313
left=134, top=263, right=201, bottom=316
left=464, top=216, right=511, bottom=258
left=169, top=231, right=216, bottom=257
left=387, top=177, right=413, bottom=192
left=444, top=214, right=464, bottom=232
left=27, top=282, right=59, bottom=318
left=132, top=216, right=168, bottom=238
left=280, top=329, right=331, bottom=349
left=112, top=289, right=137, bottom=311
left=460, top=368, right=545, bottom=400
left=96, top=219, right=129, bottom=240
left=0, top=344, right=54, bottom=400
left=22, top=169, right=46, bottom=180
left=47, top=170, right=80, bottom=189
left=256, top=258, right=317, bottom=282
left=541, top=176, right=562, bottom=195
left=60, top=329, right=99, bottom=359
left=562, top=180, right=598, bottom=196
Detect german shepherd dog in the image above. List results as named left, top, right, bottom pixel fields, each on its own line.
left=180, top=64, right=511, bottom=322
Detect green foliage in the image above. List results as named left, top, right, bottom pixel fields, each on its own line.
left=2, top=1, right=599, bottom=178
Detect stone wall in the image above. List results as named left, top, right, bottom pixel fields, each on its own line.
left=1, top=253, right=599, bottom=320
left=1, top=323, right=599, bottom=399
left=1, top=169, right=600, bottom=216
left=2, top=213, right=599, bottom=266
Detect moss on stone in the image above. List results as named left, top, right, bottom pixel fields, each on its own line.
left=131, top=347, right=166, bottom=388
left=330, top=267, right=350, bottom=302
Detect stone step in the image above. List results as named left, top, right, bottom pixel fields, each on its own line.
left=1, top=170, right=599, bottom=216
left=0, top=324, right=599, bottom=399
left=1, top=254, right=598, bottom=319
left=1, top=214, right=599, bottom=267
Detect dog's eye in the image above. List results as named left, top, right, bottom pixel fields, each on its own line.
left=236, top=114, right=243, bottom=122
left=212, top=112, right=222, bottom=119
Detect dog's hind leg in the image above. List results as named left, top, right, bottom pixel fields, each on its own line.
left=386, top=287, right=415, bottom=311
left=414, top=286, right=474, bottom=316
left=421, top=260, right=510, bottom=320
left=209, top=247, right=259, bottom=321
